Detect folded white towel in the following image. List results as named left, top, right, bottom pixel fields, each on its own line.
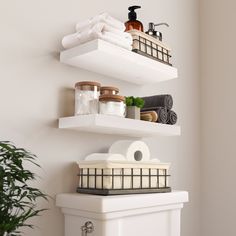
left=93, top=22, right=132, bottom=43
left=76, top=12, right=125, bottom=32
left=99, top=32, right=132, bottom=50
left=62, top=31, right=132, bottom=50
left=62, top=23, right=132, bottom=50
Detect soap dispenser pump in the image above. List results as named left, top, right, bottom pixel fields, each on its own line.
left=146, top=22, right=169, bottom=41
left=125, top=6, right=144, bottom=32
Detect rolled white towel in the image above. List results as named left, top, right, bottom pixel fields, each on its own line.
left=62, top=31, right=132, bottom=50
left=93, top=22, right=132, bottom=43
left=76, top=12, right=125, bottom=32
left=85, top=153, right=126, bottom=161
left=100, top=31, right=132, bottom=50
left=62, top=23, right=132, bottom=50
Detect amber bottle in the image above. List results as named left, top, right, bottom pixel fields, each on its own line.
left=125, top=6, right=143, bottom=32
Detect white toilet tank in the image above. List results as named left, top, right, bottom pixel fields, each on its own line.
left=56, top=191, right=188, bottom=236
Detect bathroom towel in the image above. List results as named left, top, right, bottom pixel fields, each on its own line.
left=141, top=107, right=168, bottom=124
left=167, top=110, right=178, bottom=125
left=142, top=95, right=173, bottom=110
left=76, top=12, right=126, bottom=32
left=141, top=111, right=158, bottom=122
left=77, top=22, right=130, bottom=39
left=93, top=23, right=132, bottom=40
left=62, top=23, right=132, bottom=50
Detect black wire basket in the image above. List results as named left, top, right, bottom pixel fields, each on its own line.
left=77, top=167, right=171, bottom=196
left=128, top=30, right=172, bottom=66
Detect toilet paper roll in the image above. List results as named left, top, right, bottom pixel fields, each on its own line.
left=109, top=140, right=150, bottom=162
left=85, top=153, right=126, bottom=161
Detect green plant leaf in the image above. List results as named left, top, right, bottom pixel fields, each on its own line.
left=125, top=96, right=145, bottom=108
left=133, top=97, right=145, bottom=108
left=125, top=96, right=134, bottom=106
left=0, top=141, right=48, bottom=236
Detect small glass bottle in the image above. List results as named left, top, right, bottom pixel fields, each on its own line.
left=75, top=81, right=101, bottom=115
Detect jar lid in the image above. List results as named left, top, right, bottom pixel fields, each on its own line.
left=100, top=86, right=119, bottom=94
left=99, top=94, right=125, bottom=102
left=75, top=81, right=101, bottom=88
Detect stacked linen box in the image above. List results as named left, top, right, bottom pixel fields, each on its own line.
left=77, top=140, right=171, bottom=196
left=62, top=13, right=133, bottom=50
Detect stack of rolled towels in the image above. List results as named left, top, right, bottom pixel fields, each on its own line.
left=141, top=94, right=178, bottom=125
left=62, top=13, right=133, bottom=50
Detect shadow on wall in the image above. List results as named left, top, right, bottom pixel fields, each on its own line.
left=41, top=162, right=80, bottom=196
left=50, top=51, right=60, bottom=61
left=58, top=87, right=75, bottom=118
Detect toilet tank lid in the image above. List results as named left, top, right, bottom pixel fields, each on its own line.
left=56, top=191, right=189, bottom=214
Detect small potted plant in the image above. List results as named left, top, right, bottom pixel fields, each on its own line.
left=0, top=141, right=48, bottom=236
left=125, top=96, right=145, bottom=120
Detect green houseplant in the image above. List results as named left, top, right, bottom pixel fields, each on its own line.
left=0, top=141, right=48, bottom=236
left=125, top=96, right=145, bottom=120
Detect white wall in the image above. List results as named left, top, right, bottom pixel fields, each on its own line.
left=200, top=0, right=236, bottom=235
left=0, top=0, right=200, bottom=235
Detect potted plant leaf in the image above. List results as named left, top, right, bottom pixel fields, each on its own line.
left=125, top=96, right=145, bottom=120
left=0, top=141, right=48, bottom=236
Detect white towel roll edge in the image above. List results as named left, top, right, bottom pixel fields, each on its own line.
left=85, top=153, right=126, bottom=161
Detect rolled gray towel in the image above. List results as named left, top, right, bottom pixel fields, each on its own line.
left=141, top=107, right=168, bottom=124
left=142, top=95, right=173, bottom=110
left=167, top=110, right=177, bottom=125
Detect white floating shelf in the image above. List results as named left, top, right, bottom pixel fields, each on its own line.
left=59, top=114, right=181, bottom=138
left=60, top=39, right=178, bottom=85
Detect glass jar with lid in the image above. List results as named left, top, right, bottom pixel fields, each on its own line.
left=99, top=95, right=126, bottom=117
left=100, top=86, right=119, bottom=95
left=75, top=81, right=101, bottom=115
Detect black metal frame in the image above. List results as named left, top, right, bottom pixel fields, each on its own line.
left=132, top=35, right=172, bottom=66
left=77, top=167, right=171, bottom=196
